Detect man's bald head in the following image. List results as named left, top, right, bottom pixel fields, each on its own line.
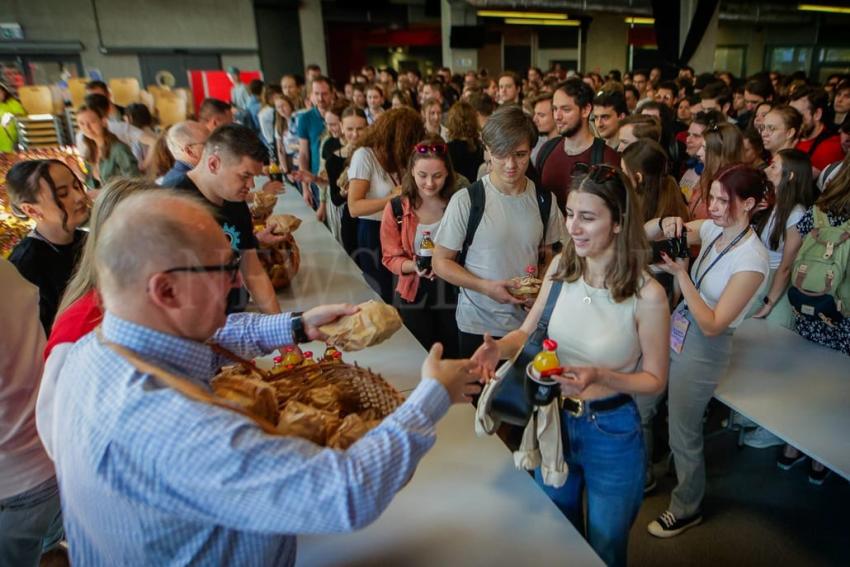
left=166, top=121, right=210, bottom=166
left=96, top=190, right=224, bottom=300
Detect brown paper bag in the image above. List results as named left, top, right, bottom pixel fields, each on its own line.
left=318, top=300, right=403, bottom=352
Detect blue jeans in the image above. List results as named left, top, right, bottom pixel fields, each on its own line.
left=535, top=399, right=645, bottom=567
left=0, top=476, right=64, bottom=567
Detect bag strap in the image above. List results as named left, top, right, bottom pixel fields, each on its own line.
left=813, top=206, right=829, bottom=229
left=97, top=329, right=279, bottom=435
left=390, top=196, right=404, bottom=229
left=534, top=135, right=564, bottom=173
left=458, top=179, right=486, bottom=266
left=805, top=128, right=834, bottom=158
left=590, top=137, right=606, bottom=166
left=523, top=280, right=563, bottom=354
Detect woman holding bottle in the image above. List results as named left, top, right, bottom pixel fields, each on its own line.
left=472, top=165, right=670, bottom=567
left=380, top=137, right=461, bottom=357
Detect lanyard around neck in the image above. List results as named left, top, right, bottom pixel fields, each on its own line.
left=693, top=226, right=751, bottom=291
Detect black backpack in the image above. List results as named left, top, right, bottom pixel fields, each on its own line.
left=457, top=179, right=553, bottom=267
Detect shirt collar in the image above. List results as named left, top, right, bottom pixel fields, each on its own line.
left=101, top=312, right=217, bottom=382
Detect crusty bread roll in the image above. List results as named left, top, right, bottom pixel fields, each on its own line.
left=509, top=274, right=542, bottom=298
left=276, top=400, right=340, bottom=445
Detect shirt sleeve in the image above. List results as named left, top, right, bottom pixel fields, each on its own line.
left=731, top=244, right=769, bottom=278
left=296, top=111, right=311, bottom=140
left=142, top=376, right=451, bottom=534
left=433, top=188, right=471, bottom=252
left=347, top=147, right=373, bottom=181
left=544, top=197, right=565, bottom=245
left=210, top=312, right=294, bottom=365
left=796, top=208, right=814, bottom=237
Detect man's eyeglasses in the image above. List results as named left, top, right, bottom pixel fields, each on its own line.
left=415, top=143, right=448, bottom=155
left=162, top=250, right=242, bottom=283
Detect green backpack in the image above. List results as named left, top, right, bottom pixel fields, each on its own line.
left=788, top=207, right=850, bottom=325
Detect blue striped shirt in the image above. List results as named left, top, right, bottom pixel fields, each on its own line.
left=52, top=311, right=450, bottom=566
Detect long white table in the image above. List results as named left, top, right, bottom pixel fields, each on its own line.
left=716, top=318, right=850, bottom=481
left=267, top=188, right=603, bottom=566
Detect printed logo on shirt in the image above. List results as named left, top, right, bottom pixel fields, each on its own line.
left=222, top=223, right=241, bottom=250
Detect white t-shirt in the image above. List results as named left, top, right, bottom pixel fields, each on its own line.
left=258, top=106, right=276, bottom=147
left=415, top=220, right=440, bottom=253
left=436, top=175, right=565, bottom=335
left=0, top=260, right=55, bottom=498
left=348, top=147, right=399, bottom=222
left=758, top=204, right=805, bottom=269
left=689, top=221, right=769, bottom=329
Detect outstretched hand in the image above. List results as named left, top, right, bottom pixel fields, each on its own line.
left=422, top=343, right=483, bottom=404
left=470, top=333, right=501, bottom=382
left=302, top=303, right=360, bottom=341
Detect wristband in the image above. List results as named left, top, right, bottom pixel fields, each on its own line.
left=290, top=312, right=310, bottom=344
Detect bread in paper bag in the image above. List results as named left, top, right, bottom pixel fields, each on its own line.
left=266, top=214, right=302, bottom=235
left=212, top=374, right=279, bottom=425
left=318, top=300, right=402, bottom=351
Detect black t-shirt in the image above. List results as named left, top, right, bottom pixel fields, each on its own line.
left=448, top=140, right=484, bottom=183
left=170, top=173, right=258, bottom=251
left=322, top=138, right=347, bottom=207
left=9, top=230, right=86, bottom=334
left=170, top=173, right=258, bottom=312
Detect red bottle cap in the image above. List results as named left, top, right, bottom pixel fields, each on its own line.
left=526, top=265, right=536, bottom=275
left=303, top=351, right=313, bottom=358
left=273, top=356, right=282, bottom=363
left=332, top=351, right=342, bottom=359
left=542, top=338, right=558, bottom=351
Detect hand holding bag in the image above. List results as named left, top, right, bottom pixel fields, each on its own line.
left=486, top=281, right=563, bottom=427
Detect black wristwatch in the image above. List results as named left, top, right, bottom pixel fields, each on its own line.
left=291, top=312, right=310, bottom=344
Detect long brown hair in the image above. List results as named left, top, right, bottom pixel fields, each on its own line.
left=58, top=177, right=156, bottom=313
left=148, top=126, right=175, bottom=179
left=355, top=106, right=425, bottom=177
left=754, top=149, right=814, bottom=250
left=694, top=122, right=742, bottom=214
left=621, top=139, right=688, bottom=222
left=551, top=165, right=650, bottom=302
left=400, top=136, right=457, bottom=210
left=817, top=148, right=850, bottom=216
left=77, top=103, right=119, bottom=162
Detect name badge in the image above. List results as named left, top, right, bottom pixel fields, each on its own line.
left=670, top=309, right=690, bottom=354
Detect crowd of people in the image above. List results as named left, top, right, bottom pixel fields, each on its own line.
left=2, top=58, right=850, bottom=567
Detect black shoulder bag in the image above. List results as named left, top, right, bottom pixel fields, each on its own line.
left=489, top=280, right=563, bottom=427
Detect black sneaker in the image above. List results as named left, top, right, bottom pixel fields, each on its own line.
left=777, top=452, right=807, bottom=471
left=647, top=510, right=702, bottom=538
left=809, top=466, right=831, bottom=486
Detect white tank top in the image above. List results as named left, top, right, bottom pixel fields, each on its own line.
left=546, top=276, right=642, bottom=374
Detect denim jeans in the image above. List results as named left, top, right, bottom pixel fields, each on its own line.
left=535, top=399, right=645, bottom=567
left=0, top=476, right=64, bottom=567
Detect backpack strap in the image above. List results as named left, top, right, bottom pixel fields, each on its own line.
left=458, top=179, right=486, bottom=267
left=813, top=206, right=829, bottom=230
left=590, top=137, right=606, bottom=166
left=805, top=128, right=835, bottom=158
left=526, top=280, right=563, bottom=345
left=390, top=196, right=404, bottom=229
left=534, top=135, right=564, bottom=174
left=535, top=185, right=553, bottom=258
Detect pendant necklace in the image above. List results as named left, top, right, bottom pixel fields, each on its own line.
left=581, top=276, right=605, bottom=305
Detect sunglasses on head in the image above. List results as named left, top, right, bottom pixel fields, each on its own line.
left=415, top=143, right=448, bottom=155
left=574, top=162, right=618, bottom=183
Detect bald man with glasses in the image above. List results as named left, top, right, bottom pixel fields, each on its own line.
left=47, top=189, right=482, bottom=566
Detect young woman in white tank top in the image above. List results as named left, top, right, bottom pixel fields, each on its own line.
left=472, top=165, right=670, bottom=567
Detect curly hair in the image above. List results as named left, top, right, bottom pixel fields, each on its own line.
left=354, top=106, right=425, bottom=176
left=445, top=101, right=480, bottom=151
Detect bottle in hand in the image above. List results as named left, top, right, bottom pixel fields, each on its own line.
left=269, top=157, right=283, bottom=182
left=416, top=230, right=435, bottom=271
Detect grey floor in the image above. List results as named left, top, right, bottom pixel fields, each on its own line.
left=628, top=428, right=850, bottom=567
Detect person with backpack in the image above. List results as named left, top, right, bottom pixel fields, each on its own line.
left=380, top=137, right=461, bottom=357
left=777, top=150, right=850, bottom=484
left=433, top=105, right=565, bottom=357
left=640, top=164, right=769, bottom=538
left=537, top=79, right=619, bottom=213
left=470, top=165, right=670, bottom=567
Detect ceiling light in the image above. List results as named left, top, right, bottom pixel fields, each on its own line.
left=625, top=17, right=655, bottom=25
left=478, top=10, right=568, bottom=20
left=798, top=4, right=850, bottom=14
left=504, top=18, right=581, bottom=26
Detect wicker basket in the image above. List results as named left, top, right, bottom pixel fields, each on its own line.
left=265, top=361, right=404, bottom=419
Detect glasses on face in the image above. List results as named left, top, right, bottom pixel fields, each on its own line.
left=762, top=124, right=780, bottom=134
left=162, top=250, right=242, bottom=284
left=415, top=143, right=448, bottom=155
